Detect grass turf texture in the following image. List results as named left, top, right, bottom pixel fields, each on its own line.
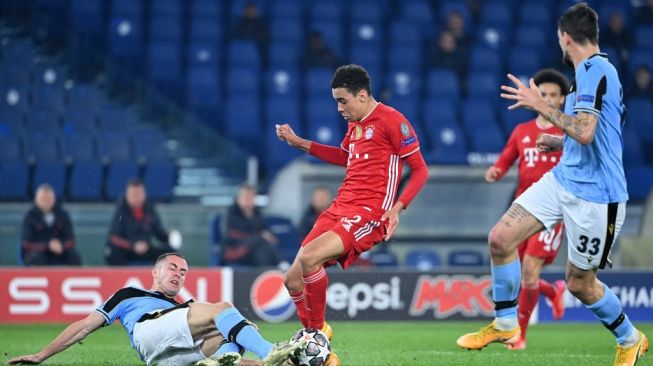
left=2, top=322, right=652, bottom=365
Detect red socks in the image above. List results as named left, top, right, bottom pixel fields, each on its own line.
left=517, top=287, right=539, bottom=340
left=289, top=291, right=310, bottom=328
left=302, top=267, right=328, bottom=329
left=538, top=279, right=556, bottom=300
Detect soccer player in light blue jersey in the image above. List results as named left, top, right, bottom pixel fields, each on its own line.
left=8, top=253, right=305, bottom=366
left=457, top=3, right=648, bottom=365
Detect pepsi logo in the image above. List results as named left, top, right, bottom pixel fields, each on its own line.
left=250, top=270, right=295, bottom=322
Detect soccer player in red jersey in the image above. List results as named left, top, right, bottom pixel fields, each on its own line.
left=484, top=69, right=570, bottom=350
left=276, top=64, right=429, bottom=366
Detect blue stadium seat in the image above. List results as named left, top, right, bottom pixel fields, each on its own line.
left=602, top=47, right=622, bottom=72
left=266, top=216, right=300, bottom=263
left=423, top=99, right=458, bottom=129
left=268, top=42, right=300, bottom=67
left=519, top=2, right=551, bottom=26
left=106, top=160, right=140, bottom=200
left=107, top=15, right=143, bottom=61
left=425, top=122, right=469, bottom=165
left=469, top=125, right=505, bottom=153
left=307, top=96, right=342, bottom=147
left=351, top=0, right=384, bottom=23
left=628, top=51, right=653, bottom=76
left=187, top=42, right=221, bottom=69
left=191, top=0, right=223, bottom=21
left=635, top=26, right=653, bottom=50
left=481, top=1, right=512, bottom=26
left=110, top=0, right=143, bottom=18
left=599, top=3, right=631, bottom=27
left=310, top=21, right=344, bottom=57
left=388, top=44, right=422, bottom=73
left=270, top=0, right=303, bottom=20
left=227, top=67, right=260, bottom=96
left=63, top=109, right=96, bottom=134
left=97, top=131, right=132, bottom=162
left=514, top=26, right=548, bottom=48
left=143, top=160, right=176, bottom=202
left=0, top=85, right=30, bottom=114
left=28, top=108, right=60, bottom=133
left=508, top=46, right=542, bottom=78
left=131, top=127, right=168, bottom=162
left=66, top=83, right=102, bottom=114
left=0, top=110, right=23, bottom=133
left=0, top=161, right=29, bottom=200
left=24, top=132, right=59, bottom=162
left=305, top=68, right=333, bottom=96
left=60, top=132, right=96, bottom=162
left=627, top=99, right=653, bottom=146
left=476, top=25, right=512, bottom=51
left=147, top=42, right=182, bottom=85
left=400, top=0, right=435, bottom=38
left=349, top=43, right=382, bottom=73
left=1, top=40, right=35, bottom=66
left=389, top=97, right=423, bottom=137
left=266, top=67, right=300, bottom=98
left=227, top=41, right=260, bottom=70
left=189, top=19, right=222, bottom=44
left=622, top=126, right=645, bottom=168
left=269, top=19, right=303, bottom=44
left=369, top=246, right=399, bottom=267
left=462, top=99, right=496, bottom=130
left=310, top=0, right=341, bottom=22
left=386, top=70, right=420, bottom=98
left=0, top=134, right=22, bottom=161
left=186, top=66, right=221, bottom=113
left=448, top=249, right=484, bottom=266
left=98, top=105, right=135, bottom=131
left=625, top=166, right=653, bottom=202
left=389, top=21, right=421, bottom=47
left=149, top=16, right=182, bottom=43
left=350, top=21, right=383, bottom=47
left=33, top=161, right=66, bottom=197
left=466, top=72, right=500, bottom=99
left=469, top=46, right=502, bottom=74
left=69, top=160, right=103, bottom=201
left=150, top=0, right=181, bottom=18
left=31, top=86, right=65, bottom=113
left=406, top=249, right=441, bottom=269
left=426, top=69, right=460, bottom=102
left=1, top=64, right=31, bottom=86
left=32, top=63, right=66, bottom=89
left=224, top=96, right=261, bottom=146
left=70, top=0, right=104, bottom=35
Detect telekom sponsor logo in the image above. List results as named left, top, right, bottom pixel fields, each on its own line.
left=0, top=268, right=231, bottom=323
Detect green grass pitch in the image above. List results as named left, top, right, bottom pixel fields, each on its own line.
left=2, top=322, right=651, bottom=365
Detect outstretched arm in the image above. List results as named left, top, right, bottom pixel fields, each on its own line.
left=276, top=124, right=349, bottom=166
left=500, top=74, right=598, bottom=145
left=8, top=312, right=105, bottom=365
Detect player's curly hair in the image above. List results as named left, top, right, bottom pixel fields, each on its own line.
left=331, top=64, right=372, bottom=96
left=558, top=2, right=599, bottom=45
left=533, top=69, right=571, bottom=96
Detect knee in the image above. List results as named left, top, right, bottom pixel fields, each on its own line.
left=565, top=277, right=587, bottom=299
left=297, top=249, right=321, bottom=270
left=284, top=274, right=303, bottom=294
left=488, top=227, right=511, bottom=258
left=212, top=301, right=233, bottom=314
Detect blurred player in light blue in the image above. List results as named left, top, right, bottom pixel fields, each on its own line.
left=457, top=3, right=648, bottom=365
left=8, top=253, right=304, bottom=366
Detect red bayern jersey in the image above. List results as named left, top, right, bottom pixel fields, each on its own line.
left=493, top=119, right=564, bottom=197
left=328, top=103, right=421, bottom=217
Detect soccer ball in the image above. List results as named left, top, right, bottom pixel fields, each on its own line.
left=289, top=328, right=331, bottom=366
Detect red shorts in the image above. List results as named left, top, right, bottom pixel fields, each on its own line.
left=518, top=222, right=564, bottom=265
left=301, top=209, right=386, bottom=269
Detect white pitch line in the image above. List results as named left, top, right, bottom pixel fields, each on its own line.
left=414, top=350, right=609, bottom=359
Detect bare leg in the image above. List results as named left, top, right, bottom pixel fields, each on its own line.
left=489, top=204, right=544, bottom=265
left=522, top=255, right=545, bottom=289
left=565, top=262, right=603, bottom=305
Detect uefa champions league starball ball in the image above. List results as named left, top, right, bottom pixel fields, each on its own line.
left=289, top=328, right=331, bottom=366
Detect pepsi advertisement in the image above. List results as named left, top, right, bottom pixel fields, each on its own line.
left=538, top=271, right=653, bottom=323
left=233, top=269, right=495, bottom=322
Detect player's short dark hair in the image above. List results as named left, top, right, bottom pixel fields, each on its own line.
left=558, top=2, right=599, bottom=45
left=126, top=178, right=144, bottom=188
left=331, top=64, right=372, bottom=96
left=154, top=252, right=185, bottom=268
left=533, top=69, right=570, bottom=96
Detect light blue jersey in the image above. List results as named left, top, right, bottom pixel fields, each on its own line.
left=95, top=287, right=178, bottom=357
left=553, top=53, right=628, bottom=203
